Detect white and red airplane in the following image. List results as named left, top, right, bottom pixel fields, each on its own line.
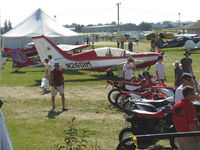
left=32, top=35, right=161, bottom=74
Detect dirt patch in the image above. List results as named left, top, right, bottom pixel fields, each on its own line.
left=0, top=85, right=110, bottom=101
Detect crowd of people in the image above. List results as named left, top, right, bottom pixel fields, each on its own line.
left=121, top=49, right=200, bottom=149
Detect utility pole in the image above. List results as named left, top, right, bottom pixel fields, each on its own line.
left=54, top=15, right=56, bottom=22
left=178, top=13, right=181, bottom=30
left=116, top=2, right=121, bottom=34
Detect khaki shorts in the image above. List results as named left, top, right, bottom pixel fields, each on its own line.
left=177, top=136, right=200, bottom=150
left=51, top=85, right=64, bottom=96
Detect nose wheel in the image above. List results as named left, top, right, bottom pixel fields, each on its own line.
left=106, top=71, right=114, bottom=77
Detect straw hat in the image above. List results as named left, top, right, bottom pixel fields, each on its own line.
left=172, top=61, right=182, bottom=67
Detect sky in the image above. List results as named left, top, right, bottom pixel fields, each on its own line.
left=0, top=0, right=200, bottom=27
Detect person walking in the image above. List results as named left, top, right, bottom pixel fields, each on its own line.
left=180, top=51, right=193, bottom=75
left=50, top=63, right=67, bottom=111
left=128, top=40, right=133, bottom=52
left=123, top=57, right=136, bottom=81
left=48, top=55, right=55, bottom=69
left=172, top=86, right=200, bottom=150
left=41, top=59, right=51, bottom=94
left=173, top=61, right=183, bottom=88
left=117, top=38, right=120, bottom=48
left=155, top=55, right=166, bottom=83
left=151, top=37, right=156, bottom=51
left=91, top=37, right=95, bottom=49
left=119, top=34, right=125, bottom=49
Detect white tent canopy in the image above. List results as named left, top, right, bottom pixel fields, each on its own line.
left=2, top=8, right=84, bottom=49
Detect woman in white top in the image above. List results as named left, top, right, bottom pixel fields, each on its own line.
left=123, top=57, right=136, bottom=81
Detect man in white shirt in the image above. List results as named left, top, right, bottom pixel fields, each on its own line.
left=155, top=55, right=166, bottom=83
left=123, top=57, right=136, bottom=81
left=48, top=55, right=55, bottom=70
left=175, top=73, right=195, bottom=103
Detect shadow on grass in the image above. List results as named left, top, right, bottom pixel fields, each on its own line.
left=30, top=80, right=42, bottom=86
left=64, top=75, right=118, bottom=83
left=46, top=110, right=62, bottom=119
left=10, top=69, right=43, bottom=74
left=10, top=70, right=26, bottom=74
left=63, top=70, right=86, bottom=75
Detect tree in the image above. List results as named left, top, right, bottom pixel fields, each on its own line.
left=8, top=20, right=12, bottom=30
left=2, top=20, right=12, bottom=34
left=3, top=20, right=9, bottom=33
left=111, top=21, right=117, bottom=25
left=75, top=24, right=82, bottom=32
left=138, top=22, right=153, bottom=31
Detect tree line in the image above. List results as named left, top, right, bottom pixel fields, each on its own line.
left=0, top=20, right=13, bottom=34
left=0, top=19, right=181, bottom=34
left=64, top=21, right=179, bottom=32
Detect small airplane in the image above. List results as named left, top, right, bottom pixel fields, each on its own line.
left=32, top=35, right=161, bottom=75
left=184, top=40, right=200, bottom=51
left=3, top=48, right=41, bottom=70
left=158, top=37, right=200, bottom=49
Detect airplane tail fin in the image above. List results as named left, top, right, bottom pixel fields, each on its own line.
left=32, top=36, right=71, bottom=63
left=4, top=48, right=40, bottom=68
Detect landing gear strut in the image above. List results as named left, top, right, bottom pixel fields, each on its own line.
left=106, top=71, right=114, bottom=77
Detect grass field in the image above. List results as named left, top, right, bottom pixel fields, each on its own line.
left=0, top=41, right=200, bottom=150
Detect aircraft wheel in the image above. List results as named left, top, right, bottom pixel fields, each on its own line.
left=106, top=71, right=114, bottom=76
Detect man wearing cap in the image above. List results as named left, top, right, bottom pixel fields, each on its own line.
left=50, top=63, right=67, bottom=111
left=123, top=57, right=136, bottom=81
left=180, top=51, right=193, bottom=75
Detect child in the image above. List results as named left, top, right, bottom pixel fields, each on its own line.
left=173, top=61, right=183, bottom=88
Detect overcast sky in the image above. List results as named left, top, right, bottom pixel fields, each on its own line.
left=1, top=0, right=200, bottom=27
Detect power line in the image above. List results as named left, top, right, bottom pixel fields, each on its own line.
left=121, top=6, right=200, bottom=20
left=56, top=7, right=115, bottom=16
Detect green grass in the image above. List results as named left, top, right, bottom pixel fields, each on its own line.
left=0, top=42, right=200, bottom=150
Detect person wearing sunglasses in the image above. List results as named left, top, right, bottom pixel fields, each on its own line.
left=172, top=86, right=200, bottom=150
left=175, top=73, right=197, bottom=103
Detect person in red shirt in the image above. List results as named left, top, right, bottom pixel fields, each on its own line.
left=50, top=63, right=67, bottom=111
left=172, top=86, right=200, bottom=150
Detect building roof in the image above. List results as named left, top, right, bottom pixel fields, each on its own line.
left=182, top=21, right=200, bottom=30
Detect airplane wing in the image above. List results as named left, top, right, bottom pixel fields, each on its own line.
left=57, top=44, right=90, bottom=52
left=106, top=59, right=145, bottom=72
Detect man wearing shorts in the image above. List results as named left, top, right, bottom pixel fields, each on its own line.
left=50, top=63, right=67, bottom=111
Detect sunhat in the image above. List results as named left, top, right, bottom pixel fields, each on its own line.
left=172, top=61, right=182, bottom=67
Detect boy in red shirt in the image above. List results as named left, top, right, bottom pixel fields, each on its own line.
left=172, top=86, right=200, bottom=150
